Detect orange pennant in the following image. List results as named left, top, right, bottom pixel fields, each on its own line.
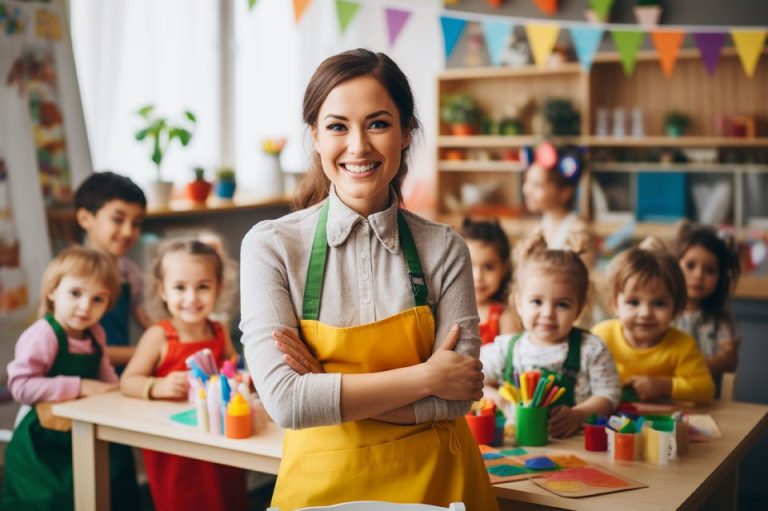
left=293, top=0, right=312, bottom=23
left=651, top=31, right=685, bottom=77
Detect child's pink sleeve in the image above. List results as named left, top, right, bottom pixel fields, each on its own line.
left=6, top=320, right=82, bottom=405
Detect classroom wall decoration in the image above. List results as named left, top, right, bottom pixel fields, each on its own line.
left=0, top=154, right=28, bottom=315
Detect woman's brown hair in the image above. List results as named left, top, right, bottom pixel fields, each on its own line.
left=293, top=48, right=421, bottom=210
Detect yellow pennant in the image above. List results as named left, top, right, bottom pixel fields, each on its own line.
left=731, top=30, right=767, bottom=77
left=525, top=24, right=560, bottom=69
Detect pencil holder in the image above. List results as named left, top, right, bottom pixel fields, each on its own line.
left=607, top=429, right=640, bottom=461
left=515, top=405, right=549, bottom=446
left=465, top=412, right=495, bottom=445
left=584, top=423, right=608, bottom=451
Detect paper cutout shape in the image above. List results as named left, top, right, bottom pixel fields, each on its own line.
left=524, top=456, right=558, bottom=470
left=687, top=414, right=723, bottom=441
left=488, top=464, right=528, bottom=477
left=533, top=466, right=648, bottom=497
left=481, top=447, right=589, bottom=484
left=336, top=1, right=360, bottom=35
left=385, top=8, right=411, bottom=48
left=170, top=408, right=198, bottom=427
left=440, top=16, right=467, bottom=59
left=292, top=0, right=311, bottom=24
left=525, top=24, right=560, bottom=69
left=571, top=27, right=604, bottom=70
left=588, top=0, right=614, bottom=22
left=651, top=31, right=685, bottom=77
left=35, top=8, right=62, bottom=40
left=482, top=20, right=513, bottom=67
left=611, top=30, right=645, bottom=76
left=482, top=452, right=504, bottom=460
left=500, top=447, right=527, bottom=456
left=731, top=30, right=767, bottom=78
left=693, top=32, right=725, bottom=75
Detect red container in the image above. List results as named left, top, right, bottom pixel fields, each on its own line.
left=465, top=412, right=495, bottom=445
left=584, top=424, right=608, bottom=451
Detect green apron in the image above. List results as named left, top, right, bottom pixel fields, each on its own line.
left=1, top=314, right=139, bottom=511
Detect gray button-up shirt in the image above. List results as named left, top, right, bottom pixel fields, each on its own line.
left=240, top=187, right=480, bottom=429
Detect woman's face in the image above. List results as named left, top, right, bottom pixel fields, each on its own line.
left=311, top=76, right=408, bottom=217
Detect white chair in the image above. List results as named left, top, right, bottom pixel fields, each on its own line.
left=267, top=502, right=465, bottom=511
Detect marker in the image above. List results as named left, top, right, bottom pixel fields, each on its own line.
left=547, top=387, right=567, bottom=406
left=195, top=387, right=209, bottom=433
left=207, top=377, right=221, bottom=435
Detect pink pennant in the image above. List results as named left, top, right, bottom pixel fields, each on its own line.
left=385, top=8, right=411, bottom=48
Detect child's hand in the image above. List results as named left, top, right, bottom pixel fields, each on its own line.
left=79, top=379, right=118, bottom=397
left=629, top=376, right=671, bottom=402
left=425, top=325, right=484, bottom=401
left=548, top=405, right=583, bottom=438
left=273, top=328, right=324, bottom=375
left=151, top=371, right=189, bottom=400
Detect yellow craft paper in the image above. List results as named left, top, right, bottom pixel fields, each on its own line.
left=731, top=30, right=767, bottom=77
left=525, top=24, right=560, bottom=69
left=545, top=481, right=586, bottom=492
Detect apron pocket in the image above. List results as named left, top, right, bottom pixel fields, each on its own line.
left=301, top=427, right=441, bottom=474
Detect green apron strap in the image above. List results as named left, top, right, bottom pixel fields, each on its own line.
left=397, top=211, right=428, bottom=307
left=502, top=332, right=524, bottom=384
left=302, top=200, right=331, bottom=321
left=44, top=313, right=69, bottom=355
left=558, top=328, right=583, bottom=407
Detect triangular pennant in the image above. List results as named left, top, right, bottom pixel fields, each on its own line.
left=440, top=16, right=467, bottom=59
left=525, top=24, right=560, bottom=69
left=611, top=30, right=644, bottom=76
left=292, top=0, right=311, bottom=24
left=588, top=0, right=614, bottom=22
left=335, top=1, right=360, bottom=34
left=571, top=27, right=604, bottom=70
left=731, top=30, right=767, bottom=78
left=533, top=0, right=559, bottom=16
left=248, top=0, right=258, bottom=11
left=693, top=33, right=725, bottom=75
left=385, top=8, right=411, bottom=48
left=651, top=31, right=684, bottom=77
left=482, top=20, right=513, bottom=67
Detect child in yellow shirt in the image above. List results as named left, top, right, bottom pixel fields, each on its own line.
left=593, top=238, right=715, bottom=404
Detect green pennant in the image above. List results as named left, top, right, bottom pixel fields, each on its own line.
left=336, top=0, right=361, bottom=34
left=611, top=30, right=645, bottom=76
left=248, top=0, right=258, bottom=11
left=588, top=0, right=614, bottom=22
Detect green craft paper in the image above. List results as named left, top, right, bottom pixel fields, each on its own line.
left=500, top=447, right=528, bottom=456
left=488, top=464, right=529, bottom=477
left=170, top=408, right=198, bottom=427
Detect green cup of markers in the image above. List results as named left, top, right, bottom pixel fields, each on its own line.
left=515, top=405, right=549, bottom=446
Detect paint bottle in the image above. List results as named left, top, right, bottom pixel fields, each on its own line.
left=225, top=393, right=252, bottom=439
left=195, top=386, right=209, bottom=433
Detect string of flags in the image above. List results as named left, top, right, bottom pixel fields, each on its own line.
left=243, top=0, right=767, bottom=79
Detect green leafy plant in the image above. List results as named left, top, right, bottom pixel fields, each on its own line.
left=664, top=111, right=690, bottom=136
left=134, top=105, right=197, bottom=181
left=542, top=98, right=581, bottom=136
left=440, top=94, right=482, bottom=126
left=636, top=0, right=659, bottom=6
left=192, top=166, right=206, bottom=181
left=216, top=167, right=236, bottom=182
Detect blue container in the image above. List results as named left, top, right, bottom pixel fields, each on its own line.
left=214, top=181, right=236, bottom=199
left=635, top=172, right=688, bottom=222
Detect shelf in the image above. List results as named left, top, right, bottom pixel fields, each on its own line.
left=591, top=163, right=768, bottom=173
left=734, top=275, right=768, bottom=301
left=438, top=62, right=583, bottom=80
left=438, top=135, right=580, bottom=148
left=587, top=136, right=768, bottom=148
left=145, top=195, right=291, bottom=219
left=438, top=160, right=526, bottom=172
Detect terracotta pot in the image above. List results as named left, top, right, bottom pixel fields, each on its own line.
left=186, top=179, right=212, bottom=203
left=449, top=123, right=476, bottom=136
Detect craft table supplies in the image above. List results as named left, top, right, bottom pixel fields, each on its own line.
left=584, top=415, right=608, bottom=452
left=466, top=399, right=497, bottom=445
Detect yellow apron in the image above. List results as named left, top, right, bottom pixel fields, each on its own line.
left=271, top=201, right=498, bottom=510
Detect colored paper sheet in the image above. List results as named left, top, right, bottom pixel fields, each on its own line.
left=170, top=409, right=198, bottom=427
left=525, top=24, right=560, bottom=69
left=533, top=0, right=559, bottom=16
left=385, top=8, right=411, bottom=48
left=440, top=16, right=467, bottom=59
left=533, top=466, right=648, bottom=497
left=731, top=30, right=767, bottom=78
left=482, top=20, right=513, bottom=66
left=611, top=30, right=644, bottom=76
left=571, top=27, right=604, bottom=70
left=588, top=0, right=614, bottom=22
left=292, top=0, right=311, bottom=24
left=651, top=31, right=685, bottom=77
left=336, top=1, right=360, bottom=35
left=693, top=32, right=725, bottom=75
left=35, top=8, right=62, bottom=40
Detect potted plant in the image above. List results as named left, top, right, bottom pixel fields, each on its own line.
left=214, top=166, right=237, bottom=200
left=664, top=111, right=690, bottom=137
left=134, top=104, right=196, bottom=208
left=542, top=98, right=581, bottom=136
left=634, top=0, right=662, bottom=27
left=440, top=94, right=482, bottom=136
left=186, top=166, right=212, bottom=204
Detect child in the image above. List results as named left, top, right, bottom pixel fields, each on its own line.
left=460, top=217, right=521, bottom=343
left=593, top=237, right=715, bottom=404
left=120, top=237, right=247, bottom=511
left=2, top=246, right=139, bottom=510
left=674, top=223, right=741, bottom=382
left=481, top=236, right=620, bottom=438
left=74, top=171, right=152, bottom=366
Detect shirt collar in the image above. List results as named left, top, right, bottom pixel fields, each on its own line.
left=326, top=185, right=400, bottom=254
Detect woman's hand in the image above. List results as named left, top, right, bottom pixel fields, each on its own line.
left=273, top=329, right=324, bottom=375
left=629, top=375, right=671, bottom=402
left=548, top=405, right=583, bottom=438
left=151, top=371, right=189, bottom=400
left=424, top=325, right=484, bottom=401
left=79, top=379, right=118, bottom=397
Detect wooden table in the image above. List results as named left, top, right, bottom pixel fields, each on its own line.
left=54, top=395, right=766, bottom=511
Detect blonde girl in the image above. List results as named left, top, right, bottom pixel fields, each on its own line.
left=120, top=238, right=246, bottom=511
left=481, top=235, right=619, bottom=438
left=3, top=246, right=138, bottom=510
left=593, top=238, right=715, bottom=404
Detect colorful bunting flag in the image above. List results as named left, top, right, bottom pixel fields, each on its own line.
left=482, top=20, right=513, bottom=67
left=385, top=8, right=411, bottom=48
left=533, top=0, right=559, bottom=16
left=731, top=30, right=767, bottom=77
left=651, top=31, right=684, bottom=77
left=335, top=1, right=360, bottom=34
left=440, top=16, right=467, bottom=59
left=588, top=0, right=614, bottom=22
left=571, top=27, right=604, bottom=70
left=693, top=33, right=725, bottom=75
left=293, top=0, right=311, bottom=24
left=526, top=24, right=560, bottom=69
left=611, top=30, right=644, bottom=76
left=248, top=0, right=258, bottom=11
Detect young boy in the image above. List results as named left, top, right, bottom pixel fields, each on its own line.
left=74, top=171, right=152, bottom=366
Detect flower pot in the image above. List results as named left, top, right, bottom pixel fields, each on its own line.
left=186, top=180, right=212, bottom=203
left=634, top=6, right=662, bottom=27
left=449, top=123, right=476, bottom=136
left=146, top=181, right=174, bottom=210
left=665, top=124, right=685, bottom=137
left=257, top=155, right=284, bottom=198
left=214, top=181, right=236, bottom=200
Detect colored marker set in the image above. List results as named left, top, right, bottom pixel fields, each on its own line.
left=501, top=370, right=566, bottom=408
left=595, top=413, right=687, bottom=465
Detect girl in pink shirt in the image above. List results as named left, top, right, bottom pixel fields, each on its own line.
left=2, top=246, right=139, bottom=510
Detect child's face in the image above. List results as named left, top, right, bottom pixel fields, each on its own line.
left=159, top=252, right=219, bottom=325
left=515, top=268, right=580, bottom=345
left=615, top=277, right=676, bottom=348
left=48, top=274, right=111, bottom=338
left=679, top=245, right=719, bottom=305
left=522, top=164, right=571, bottom=213
left=77, top=199, right=145, bottom=257
left=467, top=240, right=508, bottom=306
